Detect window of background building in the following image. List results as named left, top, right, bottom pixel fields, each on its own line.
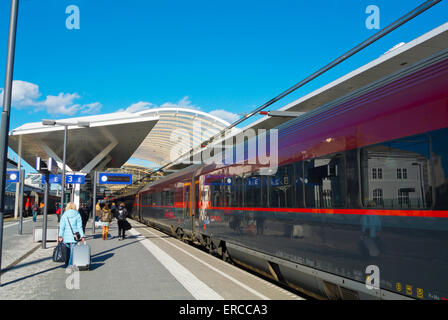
left=373, top=188, right=383, bottom=206
left=361, top=133, right=432, bottom=209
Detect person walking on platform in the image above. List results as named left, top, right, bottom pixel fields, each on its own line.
left=117, top=202, right=128, bottom=241
left=32, top=202, right=39, bottom=222
left=79, top=203, right=90, bottom=233
left=25, top=198, right=31, bottom=217
left=95, top=202, right=102, bottom=222
left=39, top=202, right=44, bottom=216
left=100, top=204, right=112, bottom=240
left=111, top=202, right=117, bottom=219
left=58, top=202, right=85, bottom=268
left=56, top=203, right=62, bottom=223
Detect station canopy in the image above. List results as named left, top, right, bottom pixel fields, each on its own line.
left=8, top=107, right=231, bottom=174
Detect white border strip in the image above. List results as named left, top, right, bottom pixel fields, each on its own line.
left=128, top=229, right=223, bottom=300
left=142, top=227, right=270, bottom=300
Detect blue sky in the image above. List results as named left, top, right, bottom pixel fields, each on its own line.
left=0, top=0, right=447, bottom=172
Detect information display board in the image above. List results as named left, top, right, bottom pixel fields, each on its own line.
left=98, top=173, right=132, bottom=185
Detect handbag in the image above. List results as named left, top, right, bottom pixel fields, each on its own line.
left=67, top=217, right=82, bottom=241
left=123, top=219, right=132, bottom=231
left=53, top=242, right=69, bottom=263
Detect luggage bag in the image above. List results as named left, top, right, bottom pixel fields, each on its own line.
left=72, top=243, right=91, bottom=270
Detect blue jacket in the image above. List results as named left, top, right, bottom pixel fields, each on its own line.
left=59, top=209, right=85, bottom=243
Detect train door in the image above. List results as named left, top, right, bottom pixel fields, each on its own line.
left=183, top=183, right=192, bottom=220
left=137, top=194, right=142, bottom=220
left=194, top=180, right=200, bottom=217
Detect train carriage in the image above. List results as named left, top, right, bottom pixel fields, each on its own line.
left=131, top=23, right=448, bottom=300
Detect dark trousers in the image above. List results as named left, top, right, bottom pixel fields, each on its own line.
left=117, top=220, right=126, bottom=238
left=64, top=243, right=75, bottom=267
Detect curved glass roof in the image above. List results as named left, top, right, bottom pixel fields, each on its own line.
left=130, top=108, right=233, bottom=166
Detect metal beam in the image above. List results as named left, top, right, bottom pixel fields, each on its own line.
left=264, top=111, right=306, bottom=118
left=79, top=141, right=117, bottom=174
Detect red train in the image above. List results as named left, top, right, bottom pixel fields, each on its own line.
left=127, top=25, right=448, bottom=299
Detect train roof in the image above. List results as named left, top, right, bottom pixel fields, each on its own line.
left=165, top=22, right=448, bottom=173
left=247, top=22, right=448, bottom=133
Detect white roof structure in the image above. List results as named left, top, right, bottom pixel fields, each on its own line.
left=8, top=108, right=232, bottom=173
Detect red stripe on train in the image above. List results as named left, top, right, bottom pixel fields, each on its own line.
left=137, top=204, right=448, bottom=218
left=209, top=207, right=448, bottom=218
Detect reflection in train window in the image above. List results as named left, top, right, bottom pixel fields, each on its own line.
left=428, top=128, right=448, bottom=209
left=269, top=164, right=294, bottom=208
left=244, top=175, right=267, bottom=207
left=230, top=177, right=243, bottom=208
left=304, top=154, right=346, bottom=208
left=295, top=162, right=305, bottom=208
left=208, top=175, right=236, bottom=207
left=361, top=134, right=432, bottom=209
left=373, top=188, right=384, bottom=206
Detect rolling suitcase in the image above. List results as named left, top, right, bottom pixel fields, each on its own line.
left=72, top=242, right=91, bottom=270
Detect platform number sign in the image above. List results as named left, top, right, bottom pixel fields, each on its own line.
left=66, top=174, right=85, bottom=184
left=41, top=174, right=85, bottom=184
left=98, top=173, right=132, bottom=185
left=42, top=174, right=61, bottom=184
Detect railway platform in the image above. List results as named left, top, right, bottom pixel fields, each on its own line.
left=0, top=214, right=304, bottom=300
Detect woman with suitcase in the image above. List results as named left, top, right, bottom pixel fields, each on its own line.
left=58, top=202, right=85, bottom=268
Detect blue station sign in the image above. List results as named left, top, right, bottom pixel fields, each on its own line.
left=41, top=174, right=85, bottom=184
left=98, top=173, right=132, bottom=185
left=6, top=170, right=19, bottom=183
left=42, top=174, right=61, bottom=184
left=66, top=174, right=85, bottom=184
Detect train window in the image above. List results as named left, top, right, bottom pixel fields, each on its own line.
left=153, top=192, right=162, bottom=206
left=295, top=162, right=305, bottom=208
left=244, top=175, right=267, bottom=207
left=221, top=184, right=233, bottom=207
left=226, top=176, right=242, bottom=207
left=206, top=175, right=238, bottom=207
left=210, top=184, right=222, bottom=207
left=425, top=128, right=448, bottom=209
left=162, top=190, right=174, bottom=206
left=269, top=164, right=294, bottom=208
left=304, top=154, right=346, bottom=208
left=360, top=133, right=432, bottom=209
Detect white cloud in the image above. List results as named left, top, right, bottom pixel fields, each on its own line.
left=122, top=97, right=239, bottom=125
left=209, top=109, right=239, bottom=124
left=12, top=80, right=41, bottom=105
left=80, top=102, right=102, bottom=114
left=122, top=101, right=153, bottom=113
left=121, top=96, right=200, bottom=113
left=0, top=80, right=102, bottom=116
left=40, top=93, right=81, bottom=115
left=0, top=80, right=41, bottom=107
left=160, top=96, right=200, bottom=110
